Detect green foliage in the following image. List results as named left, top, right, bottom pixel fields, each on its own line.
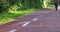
left=48, top=0, right=54, bottom=5
left=0, top=0, right=9, bottom=13
left=0, top=0, right=44, bottom=13
left=1, top=0, right=54, bottom=13
left=17, top=0, right=43, bottom=10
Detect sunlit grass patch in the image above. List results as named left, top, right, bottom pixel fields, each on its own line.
left=0, top=8, right=36, bottom=25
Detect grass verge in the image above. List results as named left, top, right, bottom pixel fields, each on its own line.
left=0, top=8, right=36, bottom=25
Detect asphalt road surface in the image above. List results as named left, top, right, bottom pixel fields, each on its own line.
left=0, top=9, right=60, bottom=32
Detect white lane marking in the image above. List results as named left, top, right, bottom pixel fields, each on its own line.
left=39, top=15, right=43, bottom=17
left=22, top=22, right=30, bottom=27
left=32, top=18, right=38, bottom=21
left=45, top=12, right=49, bottom=14
left=9, top=29, right=16, bottom=32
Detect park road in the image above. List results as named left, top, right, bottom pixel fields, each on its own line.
left=0, top=9, right=60, bottom=32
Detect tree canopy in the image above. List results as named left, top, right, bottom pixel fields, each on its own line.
left=0, top=0, right=59, bottom=13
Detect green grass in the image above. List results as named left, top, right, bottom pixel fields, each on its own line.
left=0, top=8, right=36, bottom=25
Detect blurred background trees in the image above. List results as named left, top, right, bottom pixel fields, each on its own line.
left=0, top=0, right=60, bottom=13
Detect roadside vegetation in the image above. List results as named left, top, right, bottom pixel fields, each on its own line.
left=0, top=0, right=54, bottom=24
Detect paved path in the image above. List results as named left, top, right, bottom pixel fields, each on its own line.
left=0, top=9, right=60, bottom=32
